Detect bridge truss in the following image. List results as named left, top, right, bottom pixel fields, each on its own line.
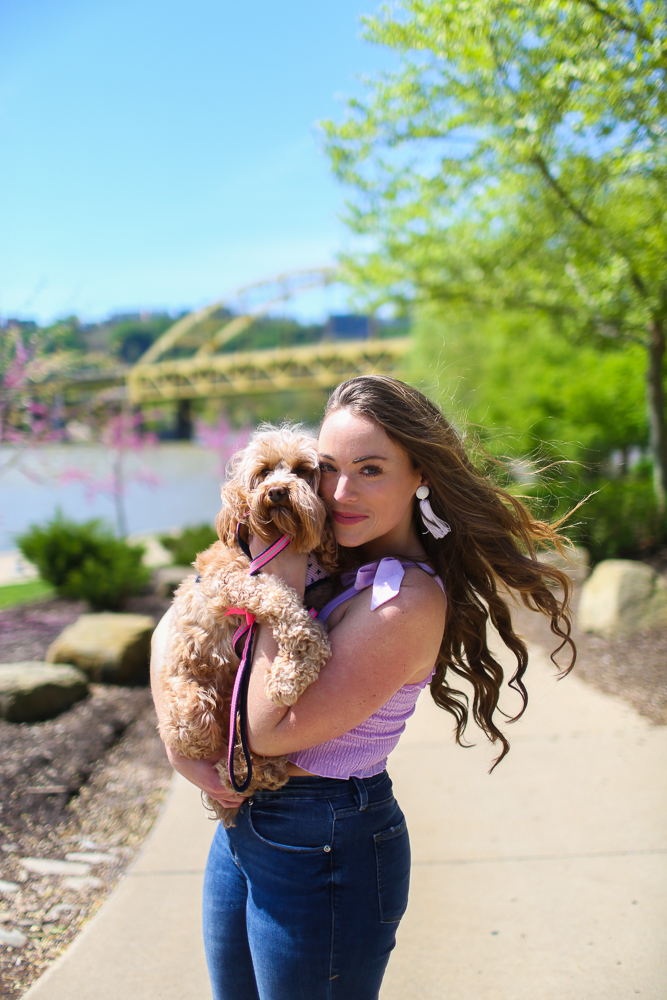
left=127, top=337, right=410, bottom=403
left=126, top=268, right=409, bottom=404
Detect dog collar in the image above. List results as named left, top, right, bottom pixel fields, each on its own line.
left=236, top=520, right=252, bottom=559
left=236, top=521, right=292, bottom=576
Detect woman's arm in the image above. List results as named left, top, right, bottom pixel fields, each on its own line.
left=150, top=607, right=247, bottom=809
left=246, top=559, right=446, bottom=757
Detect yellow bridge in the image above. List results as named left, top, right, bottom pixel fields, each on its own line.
left=128, top=338, right=410, bottom=403
left=127, top=269, right=411, bottom=404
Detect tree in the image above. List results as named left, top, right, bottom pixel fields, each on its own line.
left=324, top=0, right=667, bottom=508
left=58, top=411, right=160, bottom=538
left=412, top=306, right=648, bottom=468
left=0, top=326, right=65, bottom=478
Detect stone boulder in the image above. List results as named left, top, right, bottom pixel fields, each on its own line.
left=539, top=545, right=591, bottom=586
left=0, top=663, right=88, bottom=722
left=46, top=613, right=155, bottom=685
left=127, top=531, right=174, bottom=568
left=153, top=565, right=193, bottom=597
left=578, top=559, right=667, bottom=636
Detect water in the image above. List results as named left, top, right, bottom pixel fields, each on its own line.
left=0, top=443, right=233, bottom=551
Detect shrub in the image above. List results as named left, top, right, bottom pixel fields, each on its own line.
left=522, top=467, right=667, bottom=564
left=159, top=524, right=218, bottom=566
left=17, top=515, right=150, bottom=610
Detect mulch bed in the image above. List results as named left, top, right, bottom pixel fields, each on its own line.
left=0, top=593, right=173, bottom=998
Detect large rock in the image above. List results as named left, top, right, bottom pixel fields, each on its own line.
left=153, top=565, right=193, bottom=597
left=46, top=613, right=155, bottom=685
left=578, top=559, right=667, bottom=636
left=539, top=545, right=590, bottom=585
left=127, top=531, right=174, bottom=568
left=0, top=663, right=88, bottom=723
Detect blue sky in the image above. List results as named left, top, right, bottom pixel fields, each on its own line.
left=0, top=0, right=394, bottom=324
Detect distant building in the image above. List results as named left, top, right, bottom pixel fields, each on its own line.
left=2, top=318, right=38, bottom=332
left=326, top=314, right=371, bottom=340
left=106, top=312, right=144, bottom=325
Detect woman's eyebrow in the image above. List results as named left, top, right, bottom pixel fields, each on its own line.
left=318, top=453, right=388, bottom=463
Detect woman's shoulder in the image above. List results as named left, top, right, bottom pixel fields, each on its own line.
left=390, top=562, right=446, bottom=615
left=329, top=560, right=445, bottom=671
left=354, top=558, right=445, bottom=622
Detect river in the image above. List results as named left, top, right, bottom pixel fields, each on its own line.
left=0, top=443, right=238, bottom=552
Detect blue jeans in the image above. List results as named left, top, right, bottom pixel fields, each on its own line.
left=202, top=771, right=410, bottom=1000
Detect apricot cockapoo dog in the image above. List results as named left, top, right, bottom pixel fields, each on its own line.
left=158, top=424, right=337, bottom=826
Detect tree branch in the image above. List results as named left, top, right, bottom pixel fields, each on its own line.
left=532, top=155, right=649, bottom=298
left=577, top=0, right=653, bottom=44
left=531, top=155, right=598, bottom=228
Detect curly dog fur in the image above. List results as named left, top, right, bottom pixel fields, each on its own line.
left=158, top=424, right=337, bottom=826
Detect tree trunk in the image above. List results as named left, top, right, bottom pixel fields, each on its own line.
left=646, top=317, right=667, bottom=518
left=113, top=450, right=128, bottom=538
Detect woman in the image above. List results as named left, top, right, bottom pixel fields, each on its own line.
left=151, top=375, right=574, bottom=1000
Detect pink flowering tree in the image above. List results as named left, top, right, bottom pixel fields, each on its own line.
left=0, top=329, right=65, bottom=480
left=59, top=411, right=160, bottom=537
left=195, top=415, right=251, bottom=477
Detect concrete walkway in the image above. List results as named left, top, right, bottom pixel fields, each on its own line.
left=23, top=641, right=667, bottom=999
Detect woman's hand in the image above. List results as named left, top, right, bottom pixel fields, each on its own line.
left=166, top=748, right=248, bottom=809
left=151, top=610, right=247, bottom=809
left=248, top=532, right=308, bottom=598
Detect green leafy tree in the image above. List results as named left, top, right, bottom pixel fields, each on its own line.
left=413, top=306, right=647, bottom=466
left=110, top=315, right=173, bottom=363
left=38, top=316, right=86, bottom=354
left=324, top=0, right=667, bottom=508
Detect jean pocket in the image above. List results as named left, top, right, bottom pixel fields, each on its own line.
left=247, top=799, right=334, bottom=854
left=374, top=817, right=411, bottom=923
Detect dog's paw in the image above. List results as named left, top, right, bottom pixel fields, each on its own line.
left=264, top=657, right=320, bottom=705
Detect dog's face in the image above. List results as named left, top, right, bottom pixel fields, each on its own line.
left=216, top=426, right=334, bottom=559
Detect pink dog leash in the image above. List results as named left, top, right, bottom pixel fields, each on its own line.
left=226, top=531, right=294, bottom=794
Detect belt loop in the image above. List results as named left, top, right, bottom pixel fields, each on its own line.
left=351, top=775, right=368, bottom=812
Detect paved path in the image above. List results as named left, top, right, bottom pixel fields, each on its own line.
left=0, top=550, right=38, bottom=586
left=23, top=641, right=667, bottom=999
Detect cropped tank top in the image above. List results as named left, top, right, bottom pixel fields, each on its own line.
left=288, top=558, right=445, bottom=780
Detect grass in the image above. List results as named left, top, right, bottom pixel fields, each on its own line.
left=0, top=579, right=56, bottom=610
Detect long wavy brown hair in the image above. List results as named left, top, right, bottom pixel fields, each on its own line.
left=325, top=375, right=576, bottom=768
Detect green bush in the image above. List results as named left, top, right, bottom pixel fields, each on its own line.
left=523, top=467, right=666, bottom=564
left=17, top=515, right=150, bottom=610
left=159, top=524, right=218, bottom=566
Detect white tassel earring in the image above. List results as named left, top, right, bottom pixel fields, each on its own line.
left=416, top=486, right=451, bottom=539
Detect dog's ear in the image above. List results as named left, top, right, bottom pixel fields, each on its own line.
left=314, top=520, right=339, bottom=575
left=216, top=480, right=246, bottom=547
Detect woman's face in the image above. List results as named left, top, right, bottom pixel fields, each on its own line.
left=318, top=408, right=426, bottom=556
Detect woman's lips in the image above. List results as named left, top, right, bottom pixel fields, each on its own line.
left=332, top=511, right=369, bottom=525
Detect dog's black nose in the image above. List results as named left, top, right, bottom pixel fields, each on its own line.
left=268, top=486, right=287, bottom=502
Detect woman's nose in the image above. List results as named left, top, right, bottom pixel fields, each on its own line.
left=333, top=474, right=355, bottom=502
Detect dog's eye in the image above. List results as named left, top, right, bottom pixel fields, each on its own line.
left=294, top=467, right=313, bottom=479
left=260, top=469, right=272, bottom=478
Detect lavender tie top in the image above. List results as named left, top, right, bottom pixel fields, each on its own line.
left=288, top=558, right=445, bottom=780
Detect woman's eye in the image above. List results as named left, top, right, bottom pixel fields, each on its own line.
left=319, top=462, right=335, bottom=473
left=361, top=465, right=382, bottom=477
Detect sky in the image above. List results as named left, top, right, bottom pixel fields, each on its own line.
left=0, top=0, right=395, bottom=325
